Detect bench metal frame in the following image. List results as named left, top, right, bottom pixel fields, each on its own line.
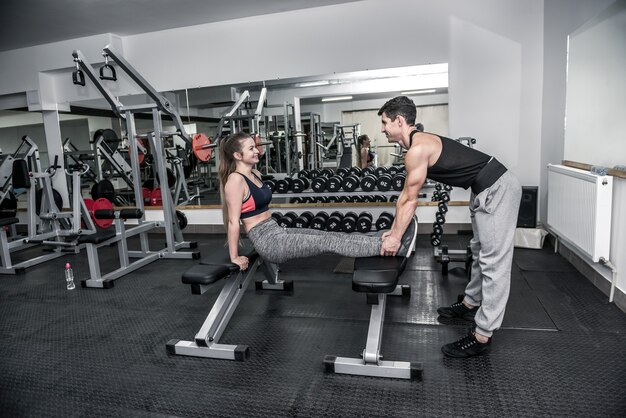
left=167, top=258, right=290, bottom=361
left=324, top=286, right=422, bottom=380
left=81, top=217, right=164, bottom=289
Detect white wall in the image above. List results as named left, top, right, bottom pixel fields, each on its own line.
left=559, top=0, right=626, bottom=299
left=564, top=1, right=626, bottom=167
left=540, top=0, right=616, bottom=224
left=0, top=1, right=617, bottom=220
left=0, top=0, right=546, bottom=198
left=610, top=180, right=626, bottom=294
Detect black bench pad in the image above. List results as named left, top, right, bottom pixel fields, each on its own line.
left=353, top=256, right=407, bottom=293
left=182, top=249, right=259, bottom=285
left=0, top=218, right=19, bottom=228
left=77, top=229, right=117, bottom=244
left=198, top=248, right=259, bottom=269
left=182, top=264, right=233, bottom=285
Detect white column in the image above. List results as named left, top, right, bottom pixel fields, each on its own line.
left=41, top=109, right=69, bottom=207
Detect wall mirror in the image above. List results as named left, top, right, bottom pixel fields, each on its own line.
left=0, top=63, right=449, bottom=208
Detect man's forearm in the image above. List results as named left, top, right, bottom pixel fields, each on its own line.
left=391, top=194, right=418, bottom=239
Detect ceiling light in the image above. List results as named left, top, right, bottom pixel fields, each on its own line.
left=321, top=96, right=353, bottom=102
left=400, top=89, right=437, bottom=95
left=296, top=80, right=330, bottom=88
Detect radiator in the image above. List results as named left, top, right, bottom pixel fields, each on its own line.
left=547, top=164, right=613, bottom=262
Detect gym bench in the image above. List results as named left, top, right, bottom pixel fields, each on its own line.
left=167, top=248, right=291, bottom=361
left=79, top=208, right=167, bottom=288
left=324, top=256, right=423, bottom=380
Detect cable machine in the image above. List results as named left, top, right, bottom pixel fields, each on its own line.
left=72, top=45, right=198, bottom=262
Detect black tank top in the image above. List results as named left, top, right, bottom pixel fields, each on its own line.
left=426, top=135, right=491, bottom=190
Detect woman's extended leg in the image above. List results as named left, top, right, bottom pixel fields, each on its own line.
left=247, top=218, right=380, bottom=264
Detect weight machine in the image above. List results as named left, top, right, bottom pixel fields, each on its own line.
left=72, top=45, right=199, bottom=276
left=190, top=88, right=269, bottom=190
left=261, top=99, right=306, bottom=177
left=300, top=112, right=323, bottom=171
left=316, top=123, right=361, bottom=170
left=0, top=137, right=97, bottom=275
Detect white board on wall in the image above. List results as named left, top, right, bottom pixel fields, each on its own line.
left=564, top=1, right=626, bottom=168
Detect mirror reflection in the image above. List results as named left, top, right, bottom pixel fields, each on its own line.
left=0, top=63, right=448, bottom=210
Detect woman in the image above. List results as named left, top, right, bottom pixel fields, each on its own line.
left=219, top=132, right=417, bottom=270
left=357, top=134, right=375, bottom=169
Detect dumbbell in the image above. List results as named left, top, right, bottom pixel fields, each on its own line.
left=291, top=177, right=310, bottom=193
left=341, top=211, right=359, bottom=233
left=432, top=222, right=444, bottom=236
left=297, top=169, right=310, bottom=179
left=349, top=166, right=363, bottom=177
left=342, top=174, right=360, bottom=192
left=327, top=175, right=343, bottom=192
left=376, top=173, right=393, bottom=192
left=356, top=212, right=373, bottom=233
left=438, top=201, right=448, bottom=213
left=435, top=212, right=446, bottom=224
left=435, top=183, right=443, bottom=191
left=264, top=180, right=276, bottom=192
left=439, top=191, right=450, bottom=203
left=444, top=184, right=452, bottom=191
left=392, top=173, right=405, bottom=191
left=276, top=178, right=293, bottom=193
left=336, top=167, right=350, bottom=178
left=325, top=211, right=344, bottom=232
left=376, top=212, right=395, bottom=231
left=430, top=232, right=442, bottom=247
left=271, top=212, right=283, bottom=222
left=309, top=168, right=321, bottom=179
left=374, top=166, right=388, bottom=177
left=362, top=166, right=376, bottom=177
left=311, top=172, right=330, bottom=192
left=360, top=174, right=377, bottom=192
left=388, top=166, right=399, bottom=176
left=310, top=211, right=329, bottom=230
left=431, top=190, right=440, bottom=201
left=293, top=211, right=314, bottom=228
left=278, top=211, right=298, bottom=228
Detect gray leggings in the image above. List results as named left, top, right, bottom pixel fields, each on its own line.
left=247, top=217, right=381, bottom=264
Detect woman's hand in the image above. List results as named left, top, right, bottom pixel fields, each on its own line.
left=231, top=256, right=250, bottom=271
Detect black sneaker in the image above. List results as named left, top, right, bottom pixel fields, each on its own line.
left=397, top=216, right=418, bottom=257
left=437, top=301, right=478, bottom=321
left=442, top=332, right=491, bottom=358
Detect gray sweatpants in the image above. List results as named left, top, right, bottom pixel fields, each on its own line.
left=247, top=217, right=381, bottom=264
left=464, top=171, right=522, bottom=338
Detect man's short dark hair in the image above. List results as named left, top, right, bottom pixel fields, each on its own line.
left=377, top=96, right=417, bottom=125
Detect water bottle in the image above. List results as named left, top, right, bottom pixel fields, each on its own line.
left=65, top=263, right=75, bottom=290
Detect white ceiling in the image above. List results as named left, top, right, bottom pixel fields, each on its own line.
left=0, top=0, right=361, bottom=52
left=0, top=0, right=448, bottom=111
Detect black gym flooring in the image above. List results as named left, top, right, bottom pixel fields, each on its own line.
left=1, top=234, right=625, bottom=417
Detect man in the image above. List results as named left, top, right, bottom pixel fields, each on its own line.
left=378, top=96, right=521, bottom=358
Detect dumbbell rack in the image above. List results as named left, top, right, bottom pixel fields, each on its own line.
left=273, top=190, right=405, bottom=199
left=433, top=245, right=472, bottom=278
left=429, top=182, right=472, bottom=278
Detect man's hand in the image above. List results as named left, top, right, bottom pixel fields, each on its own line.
left=380, top=235, right=401, bottom=256
left=231, top=256, right=249, bottom=271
